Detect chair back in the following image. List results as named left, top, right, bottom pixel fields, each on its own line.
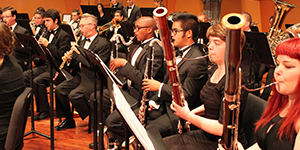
left=5, top=87, right=32, bottom=150
left=241, top=93, right=268, bottom=148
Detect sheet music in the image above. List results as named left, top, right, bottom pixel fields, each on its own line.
left=112, top=83, right=155, bottom=150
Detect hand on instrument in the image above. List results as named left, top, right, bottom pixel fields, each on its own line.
left=109, top=58, right=127, bottom=71
left=142, top=78, right=161, bottom=92
left=71, top=45, right=80, bottom=54
left=170, top=100, right=190, bottom=120
left=38, top=37, right=49, bottom=47
left=218, top=141, right=244, bottom=150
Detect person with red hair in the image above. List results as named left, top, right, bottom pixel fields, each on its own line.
left=231, top=37, right=300, bottom=150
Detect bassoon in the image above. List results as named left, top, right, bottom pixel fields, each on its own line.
left=219, top=13, right=246, bottom=150
left=153, top=7, right=190, bottom=133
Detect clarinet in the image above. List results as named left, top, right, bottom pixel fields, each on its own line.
left=52, top=37, right=81, bottom=82
left=219, top=13, right=246, bottom=150
left=139, top=39, right=162, bottom=125
left=153, top=7, right=190, bottom=134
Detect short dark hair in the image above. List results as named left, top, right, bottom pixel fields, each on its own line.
left=42, top=9, right=61, bottom=25
left=72, top=9, right=80, bottom=15
left=114, top=10, right=123, bottom=17
left=2, top=6, right=17, bottom=17
left=36, top=7, right=45, bottom=12
left=34, top=11, right=43, bottom=15
left=172, top=12, right=199, bottom=42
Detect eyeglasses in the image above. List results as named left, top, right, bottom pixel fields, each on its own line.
left=79, top=23, right=92, bottom=28
left=171, top=29, right=187, bottom=35
left=133, top=26, right=150, bottom=31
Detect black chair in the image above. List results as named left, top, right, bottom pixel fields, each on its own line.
left=241, top=93, right=268, bottom=148
left=5, top=87, right=32, bottom=150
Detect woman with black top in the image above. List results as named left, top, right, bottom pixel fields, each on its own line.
left=163, top=22, right=247, bottom=150
left=0, top=22, right=25, bottom=150
left=230, top=38, right=300, bottom=150
left=97, top=3, right=108, bottom=27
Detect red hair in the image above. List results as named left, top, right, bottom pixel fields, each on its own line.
left=255, top=38, right=300, bottom=142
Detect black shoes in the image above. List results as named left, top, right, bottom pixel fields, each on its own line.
left=55, top=118, right=76, bottom=131
left=34, top=111, right=50, bottom=120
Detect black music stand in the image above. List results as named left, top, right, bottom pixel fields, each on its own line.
left=103, top=8, right=113, bottom=21
left=198, top=22, right=211, bottom=45
left=16, top=33, right=71, bottom=150
left=140, top=7, right=155, bottom=17
left=120, top=21, right=135, bottom=40
left=16, top=13, right=29, bottom=21
left=81, top=5, right=100, bottom=16
left=242, top=32, right=275, bottom=90
left=60, top=24, right=76, bottom=42
left=16, top=20, right=33, bottom=35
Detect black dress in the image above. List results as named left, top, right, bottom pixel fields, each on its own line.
left=0, top=56, right=25, bottom=150
left=163, top=66, right=225, bottom=150
left=256, top=114, right=296, bottom=150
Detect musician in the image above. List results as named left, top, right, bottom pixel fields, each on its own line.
left=110, top=0, right=124, bottom=20
left=123, top=0, right=141, bottom=25
left=97, top=16, right=165, bottom=146
left=226, top=38, right=300, bottom=150
left=97, top=3, right=108, bottom=26
left=197, top=12, right=208, bottom=22
left=141, top=12, right=208, bottom=138
left=69, top=9, right=80, bottom=32
left=36, top=6, right=45, bottom=12
left=105, top=10, right=129, bottom=58
left=2, top=6, right=30, bottom=71
left=0, top=22, right=25, bottom=150
left=154, top=0, right=164, bottom=7
left=23, top=9, right=71, bottom=120
left=54, top=13, right=110, bottom=130
left=31, top=11, right=45, bottom=40
left=163, top=22, right=247, bottom=150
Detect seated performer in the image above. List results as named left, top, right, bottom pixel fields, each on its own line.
left=2, top=6, right=30, bottom=71
left=0, top=22, right=25, bottom=150
left=96, top=3, right=108, bottom=27
left=110, top=0, right=124, bottom=20
left=69, top=9, right=81, bottom=37
left=141, top=12, right=208, bottom=138
left=30, top=11, right=46, bottom=40
left=225, top=38, right=300, bottom=150
left=123, top=0, right=141, bottom=25
left=23, top=9, right=71, bottom=120
left=163, top=22, right=248, bottom=150
left=88, top=16, right=165, bottom=149
left=54, top=13, right=110, bottom=130
left=104, top=10, right=129, bottom=58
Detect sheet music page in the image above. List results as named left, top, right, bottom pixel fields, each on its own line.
left=112, top=83, right=155, bottom=150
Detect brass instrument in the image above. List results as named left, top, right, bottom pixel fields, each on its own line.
left=97, top=18, right=125, bottom=34
left=268, top=0, right=297, bottom=56
left=52, top=37, right=80, bottom=82
left=219, top=13, right=246, bottom=150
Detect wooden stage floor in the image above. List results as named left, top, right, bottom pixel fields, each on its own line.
left=23, top=115, right=93, bottom=150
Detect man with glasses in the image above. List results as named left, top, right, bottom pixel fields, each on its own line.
left=88, top=16, right=164, bottom=149
left=2, top=6, right=30, bottom=71
left=23, top=9, right=71, bottom=121
left=141, top=12, right=208, bottom=138
left=54, top=13, right=110, bottom=130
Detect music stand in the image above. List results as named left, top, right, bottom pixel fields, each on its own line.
left=140, top=7, right=155, bottom=17
left=16, top=20, right=33, bottom=35
left=242, top=31, right=275, bottom=90
left=103, top=8, right=113, bottom=21
left=16, top=33, right=71, bottom=150
left=120, top=21, right=134, bottom=39
left=60, top=24, right=76, bottom=42
left=16, top=13, right=29, bottom=21
left=81, top=5, right=100, bottom=17
left=199, top=22, right=210, bottom=45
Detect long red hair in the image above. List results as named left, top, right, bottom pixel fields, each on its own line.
left=255, top=38, right=300, bottom=141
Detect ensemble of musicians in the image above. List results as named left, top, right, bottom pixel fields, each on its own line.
left=1, top=0, right=300, bottom=149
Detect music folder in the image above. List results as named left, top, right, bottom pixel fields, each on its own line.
left=15, top=33, right=73, bottom=81
left=242, top=31, right=275, bottom=66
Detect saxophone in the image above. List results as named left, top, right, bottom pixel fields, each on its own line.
left=268, top=0, right=297, bottom=56
left=219, top=13, right=246, bottom=150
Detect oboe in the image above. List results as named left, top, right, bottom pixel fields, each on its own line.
left=153, top=7, right=190, bottom=134
left=219, top=13, right=246, bottom=150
